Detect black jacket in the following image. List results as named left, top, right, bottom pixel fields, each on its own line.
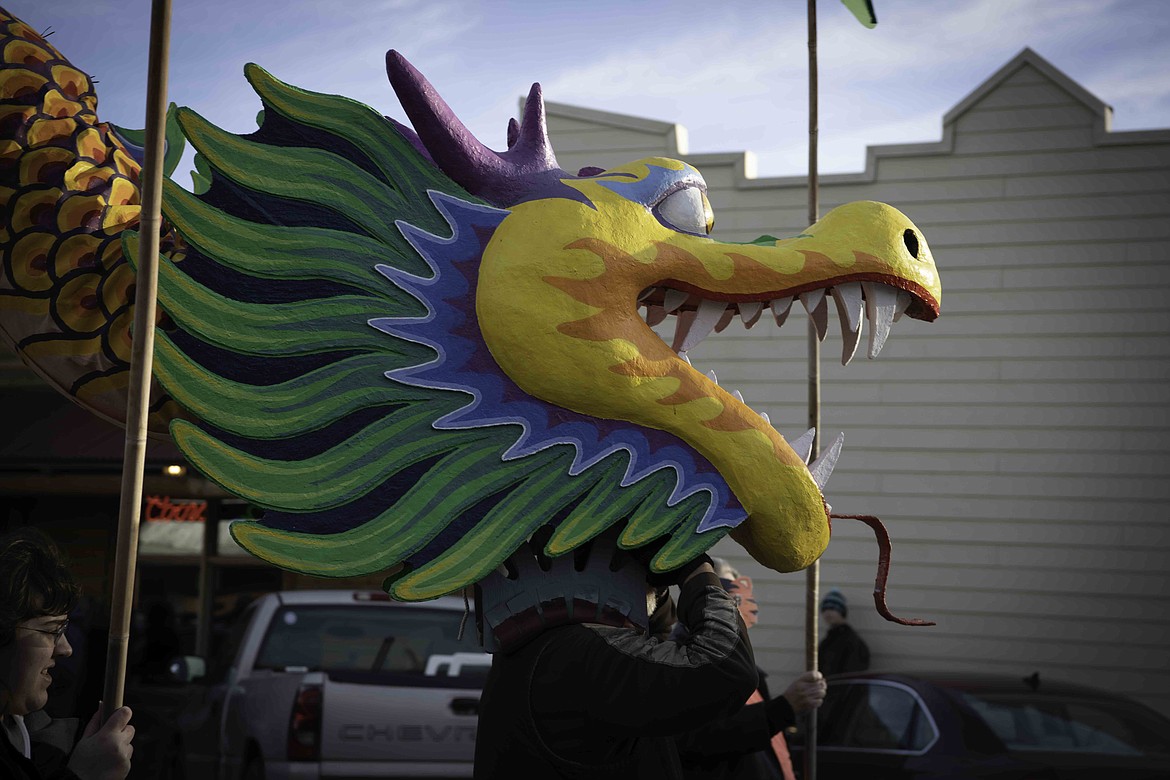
left=1, top=712, right=81, bottom=780
left=676, top=667, right=794, bottom=780
left=474, top=572, right=758, bottom=779
left=818, top=623, right=870, bottom=676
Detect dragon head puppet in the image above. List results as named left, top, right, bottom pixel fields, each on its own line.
left=0, top=9, right=939, bottom=646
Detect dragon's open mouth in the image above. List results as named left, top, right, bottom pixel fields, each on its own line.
left=634, top=279, right=937, bottom=624
left=639, top=279, right=915, bottom=366
left=635, top=278, right=923, bottom=486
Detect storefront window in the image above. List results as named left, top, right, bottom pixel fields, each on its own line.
left=139, top=496, right=207, bottom=556
left=138, top=495, right=257, bottom=556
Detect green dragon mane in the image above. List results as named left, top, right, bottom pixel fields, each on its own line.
left=148, top=65, right=724, bottom=600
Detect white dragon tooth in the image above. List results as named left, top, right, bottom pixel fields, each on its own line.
left=840, top=329, right=861, bottom=366
left=732, top=389, right=744, bottom=403
left=706, top=369, right=719, bottom=384
left=663, top=289, right=689, bottom=313
left=831, top=282, right=863, bottom=333
left=670, top=309, right=696, bottom=352
left=770, top=297, right=793, bottom=327
left=638, top=288, right=654, bottom=302
left=862, top=281, right=897, bottom=359
left=679, top=352, right=692, bottom=365
left=808, top=431, right=844, bottom=490
left=790, top=427, right=816, bottom=464
left=831, top=282, right=863, bottom=366
left=800, top=290, right=829, bottom=342
left=760, top=412, right=771, bottom=425
left=893, top=290, right=912, bottom=322
left=739, top=302, right=763, bottom=328
left=713, top=306, right=736, bottom=333
left=645, top=304, right=667, bottom=327
left=678, top=299, right=726, bottom=353
left=800, top=288, right=826, bottom=312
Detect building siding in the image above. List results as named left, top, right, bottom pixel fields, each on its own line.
left=546, top=48, right=1170, bottom=716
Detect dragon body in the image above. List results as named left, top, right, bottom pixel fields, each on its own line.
left=1, top=8, right=940, bottom=606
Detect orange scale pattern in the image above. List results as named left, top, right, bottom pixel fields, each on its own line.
left=1, top=8, right=183, bottom=430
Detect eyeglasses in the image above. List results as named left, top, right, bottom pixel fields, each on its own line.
left=20, top=620, right=69, bottom=642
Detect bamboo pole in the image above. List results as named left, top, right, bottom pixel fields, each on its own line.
left=102, top=0, right=172, bottom=720
left=804, top=1, right=821, bottom=778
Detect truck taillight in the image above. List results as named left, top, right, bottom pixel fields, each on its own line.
left=353, top=591, right=391, bottom=601
left=287, top=683, right=323, bottom=761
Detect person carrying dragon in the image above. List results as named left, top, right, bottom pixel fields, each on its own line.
left=475, top=541, right=757, bottom=778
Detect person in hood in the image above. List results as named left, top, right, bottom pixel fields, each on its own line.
left=818, top=589, right=870, bottom=676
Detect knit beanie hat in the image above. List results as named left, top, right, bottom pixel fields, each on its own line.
left=820, top=588, right=847, bottom=617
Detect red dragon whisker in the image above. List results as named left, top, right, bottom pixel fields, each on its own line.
left=830, top=513, right=935, bottom=627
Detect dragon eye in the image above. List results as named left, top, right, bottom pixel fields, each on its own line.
left=655, top=186, right=715, bottom=236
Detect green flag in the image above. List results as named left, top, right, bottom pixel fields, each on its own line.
left=841, top=0, right=877, bottom=28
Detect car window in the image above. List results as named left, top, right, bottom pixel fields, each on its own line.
left=254, top=605, right=489, bottom=688
left=819, top=681, right=937, bottom=753
left=961, top=693, right=1168, bottom=755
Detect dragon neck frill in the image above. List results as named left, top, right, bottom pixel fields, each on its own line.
left=371, top=189, right=748, bottom=564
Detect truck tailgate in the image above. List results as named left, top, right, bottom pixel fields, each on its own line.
left=321, top=679, right=480, bottom=763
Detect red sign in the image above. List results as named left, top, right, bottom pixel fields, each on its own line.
left=144, top=496, right=207, bottom=523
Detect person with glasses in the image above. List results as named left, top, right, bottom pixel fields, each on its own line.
left=0, top=528, right=135, bottom=780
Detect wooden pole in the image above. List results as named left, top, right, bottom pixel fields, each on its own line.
left=804, top=1, right=821, bottom=778
left=195, top=499, right=219, bottom=658
left=102, top=0, right=172, bottom=719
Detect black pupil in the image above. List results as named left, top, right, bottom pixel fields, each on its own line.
left=903, top=229, right=919, bottom=259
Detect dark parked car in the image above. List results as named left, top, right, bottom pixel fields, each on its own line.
left=789, top=671, right=1170, bottom=779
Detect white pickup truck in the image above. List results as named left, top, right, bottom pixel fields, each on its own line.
left=171, top=590, right=491, bottom=779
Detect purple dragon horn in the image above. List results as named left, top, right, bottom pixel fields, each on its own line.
left=386, top=50, right=565, bottom=206
left=514, top=83, right=553, bottom=156
left=506, top=118, right=520, bottom=149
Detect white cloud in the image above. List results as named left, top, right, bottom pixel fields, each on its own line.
left=527, top=0, right=1168, bottom=177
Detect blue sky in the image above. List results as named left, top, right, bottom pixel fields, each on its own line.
left=12, top=0, right=1170, bottom=179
